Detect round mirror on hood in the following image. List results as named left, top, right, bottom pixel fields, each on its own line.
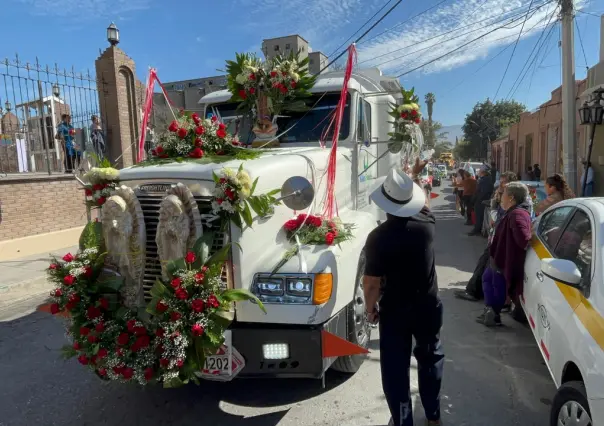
left=280, top=176, right=315, bottom=211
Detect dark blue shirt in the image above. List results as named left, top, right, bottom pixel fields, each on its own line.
left=58, top=122, right=75, bottom=155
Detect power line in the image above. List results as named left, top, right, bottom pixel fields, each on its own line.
left=358, top=0, right=451, bottom=46
left=394, top=0, right=555, bottom=78
left=358, top=0, right=548, bottom=66
left=319, top=0, right=404, bottom=74
left=575, top=16, right=589, bottom=71
left=492, top=0, right=536, bottom=100
left=327, top=0, right=395, bottom=59
left=576, top=9, right=603, bottom=18
left=526, top=21, right=559, bottom=94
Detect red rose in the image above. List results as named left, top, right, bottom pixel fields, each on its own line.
left=296, top=214, right=308, bottom=226
left=325, top=232, right=336, bottom=245
left=283, top=219, right=299, bottom=232
left=97, top=348, right=108, bottom=359
left=133, top=326, right=147, bottom=336
left=121, top=368, right=134, bottom=380
left=170, top=278, right=182, bottom=289
left=195, top=126, right=205, bottom=135
left=191, top=324, right=205, bottom=337
left=216, top=198, right=224, bottom=205
left=99, top=298, right=109, bottom=310
left=249, top=87, right=256, bottom=95
left=90, top=355, right=98, bottom=365
left=83, top=266, right=92, bottom=278
left=87, top=334, right=98, bottom=343
left=194, top=272, right=205, bottom=284
left=159, top=154, right=169, bottom=158
left=95, top=322, right=105, bottom=333
left=79, top=326, right=91, bottom=336
left=69, top=293, right=80, bottom=304
left=411, top=110, right=418, bottom=117
left=219, top=177, right=227, bottom=184
left=191, top=299, right=205, bottom=313
left=73, top=341, right=81, bottom=350
left=156, top=146, right=164, bottom=154
left=112, top=365, right=124, bottom=375
left=127, top=319, right=136, bottom=333
left=290, top=81, right=296, bottom=89
left=207, top=294, right=220, bottom=308
left=225, top=188, right=235, bottom=200
left=249, top=73, right=256, bottom=81
left=87, top=306, right=102, bottom=320
left=151, top=149, right=157, bottom=156
left=117, top=333, right=130, bottom=346
left=279, top=85, right=288, bottom=95
left=84, top=188, right=93, bottom=196
left=216, top=128, right=227, bottom=139
left=156, top=301, right=168, bottom=313
left=211, top=116, right=218, bottom=123
left=270, top=71, right=278, bottom=78
left=175, top=288, right=189, bottom=300
left=144, top=367, right=154, bottom=381
left=400, top=112, right=408, bottom=119
left=132, top=335, right=150, bottom=351
left=65, top=302, right=75, bottom=311
left=192, top=112, right=199, bottom=121
left=218, top=123, right=226, bottom=131
left=98, top=368, right=107, bottom=376
left=50, top=303, right=60, bottom=315
left=185, top=251, right=196, bottom=263
left=194, top=137, right=203, bottom=147
left=189, top=147, right=204, bottom=158
left=170, top=311, right=182, bottom=322
left=168, top=120, right=179, bottom=132
left=155, top=328, right=165, bottom=337
left=78, top=355, right=89, bottom=365
left=62, top=253, right=74, bottom=262
left=53, top=288, right=62, bottom=297
left=216, top=150, right=225, bottom=155
left=49, top=263, right=58, bottom=270
left=239, top=90, right=247, bottom=100
left=116, top=348, right=124, bottom=357
left=309, top=215, right=322, bottom=227
left=92, top=184, right=103, bottom=191
left=176, top=359, right=184, bottom=368
left=97, top=197, right=106, bottom=206
left=414, top=117, right=421, bottom=124
left=160, top=358, right=170, bottom=368
left=177, top=127, right=188, bottom=139
left=282, top=71, right=288, bottom=77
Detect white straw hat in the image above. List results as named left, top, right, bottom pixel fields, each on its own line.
left=370, top=167, right=426, bottom=217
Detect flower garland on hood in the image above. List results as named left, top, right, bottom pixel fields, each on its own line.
left=387, top=87, right=422, bottom=154
left=82, top=160, right=120, bottom=208
left=47, top=222, right=265, bottom=388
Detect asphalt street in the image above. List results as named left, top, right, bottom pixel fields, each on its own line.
left=0, top=185, right=555, bottom=426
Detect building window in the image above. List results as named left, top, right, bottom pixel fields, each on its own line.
left=285, top=43, right=291, bottom=50
left=274, top=45, right=279, bottom=51
left=301, top=46, right=305, bottom=52
left=309, top=59, right=314, bottom=65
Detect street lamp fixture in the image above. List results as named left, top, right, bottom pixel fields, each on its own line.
left=4, top=100, right=11, bottom=112
left=578, top=87, right=604, bottom=196
left=107, top=23, right=120, bottom=46
left=52, top=84, right=60, bottom=98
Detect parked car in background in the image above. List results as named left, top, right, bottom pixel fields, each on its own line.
left=521, top=197, right=604, bottom=426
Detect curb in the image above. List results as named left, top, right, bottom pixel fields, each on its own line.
left=0, top=275, right=53, bottom=322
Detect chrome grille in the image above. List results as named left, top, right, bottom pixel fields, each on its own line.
left=137, top=192, right=227, bottom=301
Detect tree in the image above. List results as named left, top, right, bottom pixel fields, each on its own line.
left=453, top=139, right=474, bottom=161
left=434, top=141, right=453, bottom=158
left=424, top=93, right=436, bottom=147
left=419, top=120, right=449, bottom=148
left=462, top=98, right=526, bottom=160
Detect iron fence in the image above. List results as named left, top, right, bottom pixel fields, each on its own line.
left=0, top=54, right=102, bottom=175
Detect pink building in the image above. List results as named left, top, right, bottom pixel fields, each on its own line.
left=491, top=79, right=588, bottom=181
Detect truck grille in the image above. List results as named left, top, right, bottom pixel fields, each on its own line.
left=137, top=193, right=227, bottom=301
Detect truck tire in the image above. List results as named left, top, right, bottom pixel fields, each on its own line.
left=331, top=252, right=371, bottom=374
left=550, top=381, right=592, bottom=426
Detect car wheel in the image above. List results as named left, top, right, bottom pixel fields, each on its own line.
left=331, top=252, right=371, bottom=374
left=550, top=381, right=592, bottom=426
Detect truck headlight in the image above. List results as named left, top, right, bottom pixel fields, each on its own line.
left=286, top=278, right=311, bottom=297
left=251, top=274, right=330, bottom=305
left=254, top=277, right=284, bottom=297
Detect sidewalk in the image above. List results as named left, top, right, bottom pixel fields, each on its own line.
left=0, top=246, right=77, bottom=321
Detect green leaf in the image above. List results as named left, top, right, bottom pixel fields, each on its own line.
left=150, top=280, right=168, bottom=299
left=146, top=297, right=160, bottom=315
left=137, top=308, right=150, bottom=323
left=267, top=188, right=281, bottom=197
left=163, top=376, right=185, bottom=388
left=241, top=201, right=253, bottom=228
left=79, top=221, right=104, bottom=251
left=247, top=197, right=263, bottom=217
left=97, top=276, right=124, bottom=292
left=115, top=306, right=130, bottom=320
left=61, top=345, right=77, bottom=359
left=167, top=258, right=186, bottom=276
left=221, top=289, right=266, bottom=313
left=194, top=337, right=206, bottom=368
left=192, top=232, right=215, bottom=268
left=92, top=343, right=100, bottom=355
left=204, top=244, right=232, bottom=267
left=231, top=212, right=243, bottom=229
left=250, top=177, right=259, bottom=195
left=93, top=252, right=108, bottom=270
left=211, top=310, right=235, bottom=328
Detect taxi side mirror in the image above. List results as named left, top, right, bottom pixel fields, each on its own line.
left=541, top=258, right=582, bottom=287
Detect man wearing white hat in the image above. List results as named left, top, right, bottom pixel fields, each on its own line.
left=363, top=158, right=444, bottom=426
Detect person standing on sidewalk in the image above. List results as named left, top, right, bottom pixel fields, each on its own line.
left=580, top=161, right=594, bottom=196
left=56, top=114, right=75, bottom=173
left=461, top=170, right=477, bottom=226
left=468, top=167, right=493, bottom=236
left=363, top=158, right=444, bottom=426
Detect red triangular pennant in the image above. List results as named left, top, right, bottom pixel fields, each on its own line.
left=321, top=330, right=369, bottom=358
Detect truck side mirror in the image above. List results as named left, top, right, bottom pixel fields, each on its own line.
left=279, top=176, right=315, bottom=211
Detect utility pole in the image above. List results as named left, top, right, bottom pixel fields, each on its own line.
left=560, top=0, right=578, bottom=191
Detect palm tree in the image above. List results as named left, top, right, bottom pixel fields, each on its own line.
left=424, top=93, right=436, bottom=147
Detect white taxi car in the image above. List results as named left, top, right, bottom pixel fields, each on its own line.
left=521, top=197, right=603, bottom=426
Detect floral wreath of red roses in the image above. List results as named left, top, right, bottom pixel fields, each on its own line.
left=47, top=223, right=264, bottom=388
left=387, top=87, right=422, bottom=151
left=82, top=163, right=120, bottom=208
left=272, top=213, right=355, bottom=273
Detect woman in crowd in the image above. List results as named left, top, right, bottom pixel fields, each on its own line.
left=454, top=168, right=466, bottom=216
left=478, top=182, right=532, bottom=327
left=534, top=173, right=575, bottom=216
left=460, top=170, right=477, bottom=225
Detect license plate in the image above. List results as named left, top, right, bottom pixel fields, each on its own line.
left=196, top=330, right=245, bottom=382
left=204, top=355, right=230, bottom=373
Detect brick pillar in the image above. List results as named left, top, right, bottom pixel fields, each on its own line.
left=95, top=47, right=144, bottom=168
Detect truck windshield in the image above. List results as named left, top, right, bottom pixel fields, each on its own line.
left=207, top=92, right=350, bottom=145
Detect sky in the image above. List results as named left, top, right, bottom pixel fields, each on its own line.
left=1, top=0, right=602, bottom=126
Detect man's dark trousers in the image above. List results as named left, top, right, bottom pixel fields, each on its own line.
left=379, top=299, right=444, bottom=426
left=472, top=199, right=486, bottom=234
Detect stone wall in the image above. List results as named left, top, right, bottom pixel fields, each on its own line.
left=0, top=175, right=90, bottom=241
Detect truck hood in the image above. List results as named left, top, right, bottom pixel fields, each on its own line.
left=119, top=147, right=322, bottom=182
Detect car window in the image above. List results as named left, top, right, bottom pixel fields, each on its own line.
left=553, top=210, right=592, bottom=287
left=537, top=206, right=574, bottom=251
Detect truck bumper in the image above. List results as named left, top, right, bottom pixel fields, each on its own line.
left=229, top=306, right=348, bottom=379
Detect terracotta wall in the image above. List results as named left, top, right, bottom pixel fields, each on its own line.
left=0, top=175, right=90, bottom=241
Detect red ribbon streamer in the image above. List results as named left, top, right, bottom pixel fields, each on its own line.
left=138, top=68, right=157, bottom=163
left=322, top=44, right=356, bottom=219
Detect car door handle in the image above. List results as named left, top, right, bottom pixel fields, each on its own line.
left=536, top=271, right=544, bottom=282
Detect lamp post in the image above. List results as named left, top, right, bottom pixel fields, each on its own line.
left=4, top=100, right=11, bottom=113
left=107, top=23, right=119, bottom=46
left=578, top=88, right=604, bottom=196
left=52, top=84, right=60, bottom=98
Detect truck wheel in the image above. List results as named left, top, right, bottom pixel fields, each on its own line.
left=331, top=252, right=371, bottom=374
left=550, top=381, right=592, bottom=426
